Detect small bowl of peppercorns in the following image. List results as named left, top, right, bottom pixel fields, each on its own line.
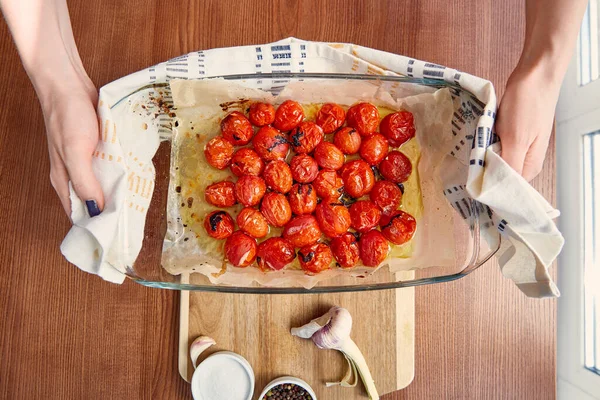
left=259, top=376, right=317, bottom=400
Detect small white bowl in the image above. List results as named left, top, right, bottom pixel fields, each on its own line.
left=191, top=351, right=255, bottom=400
left=258, top=376, right=317, bottom=400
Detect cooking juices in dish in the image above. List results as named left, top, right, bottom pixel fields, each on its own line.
left=178, top=100, right=422, bottom=275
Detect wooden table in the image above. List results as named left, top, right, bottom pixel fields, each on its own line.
left=0, top=1, right=557, bottom=398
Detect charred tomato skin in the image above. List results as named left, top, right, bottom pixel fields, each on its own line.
left=346, top=102, right=380, bottom=137
left=204, top=136, right=234, bottom=170
left=290, top=154, right=319, bottom=183
left=316, top=103, right=346, bottom=134
left=289, top=121, right=324, bottom=154
left=236, top=207, right=269, bottom=238
left=220, top=111, right=254, bottom=145
left=333, top=127, right=362, bottom=155
left=252, top=126, right=290, bottom=161
left=256, top=237, right=296, bottom=271
left=359, top=133, right=389, bottom=165
left=340, top=160, right=376, bottom=198
left=298, top=243, right=333, bottom=274
left=349, top=200, right=382, bottom=233
left=224, top=231, right=258, bottom=267
left=260, top=192, right=292, bottom=227
left=273, top=100, right=304, bottom=131
left=288, top=183, right=317, bottom=215
left=313, top=169, right=344, bottom=200
left=379, top=151, right=412, bottom=183
left=380, top=210, right=417, bottom=245
left=263, top=160, right=293, bottom=194
left=203, top=210, right=235, bottom=239
left=248, top=102, right=276, bottom=127
left=380, top=111, right=416, bottom=147
left=234, top=175, right=266, bottom=207
left=282, top=215, right=322, bottom=248
left=330, top=232, right=361, bottom=268
left=370, top=180, right=403, bottom=215
left=313, top=142, right=345, bottom=171
left=315, top=202, right=351, bottom=238
left=230, top=148, right=265, bottom=177
left=205, top=181, right=237, bottom=207
left=359, top=230, right=389, bottom=267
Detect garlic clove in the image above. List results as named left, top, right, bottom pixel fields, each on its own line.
left=291, top=306, right=352, bottom=349
left=190, top=336, right=216, bottom=369
left=311, top=307, right=352, bottom=350
left=290, top=319, right=324, bottom=339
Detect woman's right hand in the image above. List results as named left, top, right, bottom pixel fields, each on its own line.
left=1, top=0, right=105, bottom=218
left=40, top=78, right=104, bottom=217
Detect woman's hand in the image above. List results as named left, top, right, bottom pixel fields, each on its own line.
left=495, top=66, right=561, bottom=181
left=40, top=78, right=104, bottom=217
left=1, top=0, right=105, bottom=217
left=495, top=0, right=589, bottom=182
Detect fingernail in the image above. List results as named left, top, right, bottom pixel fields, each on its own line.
left=86, top=200, right=102, bottom=217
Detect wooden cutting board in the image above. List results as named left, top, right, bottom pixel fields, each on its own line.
left=178, top=272, right=414, bottom=399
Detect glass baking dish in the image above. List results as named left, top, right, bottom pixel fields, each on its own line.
left=118, top=73, right=500, bottom=293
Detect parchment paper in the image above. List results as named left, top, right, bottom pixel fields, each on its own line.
left=161, top=78, right=456, bottom=288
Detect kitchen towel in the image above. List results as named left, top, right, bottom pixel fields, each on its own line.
left=60, top=37, right=563, bottom=297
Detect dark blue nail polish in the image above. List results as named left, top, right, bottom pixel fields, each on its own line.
left=86, top=200, right=101, bottom=217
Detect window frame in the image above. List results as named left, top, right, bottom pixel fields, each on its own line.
left=556, top=20, right=600, bottom=398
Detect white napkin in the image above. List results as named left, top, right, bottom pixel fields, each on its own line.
left=60, top=38, right=563, bottom=297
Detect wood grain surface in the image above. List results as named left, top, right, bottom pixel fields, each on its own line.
left=0, top=1, right=557, bottom=399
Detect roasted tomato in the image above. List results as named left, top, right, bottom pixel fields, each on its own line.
left=298, top=243, right=333, bottom=274
left=346, top=102, right=380, bottom=136
left=248, top=102, right=275, bottom=127
left=260, top=192, right=292, bottom=227
left=224, top=231, right=257, bottom=267
left=330, top=232, right=360, bottom=268
left=313, top=142, right=345, bottom=170
left=230, top=148, right=265, bottom=177
left=359, top=133, right=389, bottom=165
left=380, top=111, right=416, bottom=147
left=234, top=175, right=266, bottom=207
left=236, top=207, right=269, bottom=238
left=290, top=154, right=319, bottom=183
left=252, top=126, right=290, bottom=161
left=283, top=215, right=322, bottom=248
left=313, top=169, right=343, bottom=200
left=379, top=151, right=412, bottom=183
left=370, top=180, right=402, bottom=215
left=205, top=181, right=237, bottom=207
left=315, top=202, right=351, bottom=238
left=333, top=127, right=362, bottom=155
left=380, top=210, right=417, bottom=245
left=289, top=121, right=324, bottom=154
left=220, top=111, right=254, bottom=146
left=340, top=160, right=375, bottom=198
left=257, top=238, right=296, bottom=271
left=316, top=103, right=345, bottom=134
left=288, top=183, right=317, bottom=215
left=203, top=210, right=235, bottom=239
left=204, top=136, right=234, bottom=170
left=359, top=230, right=389, bottom=267
left=349, top=200, right=382, bottom=233
left=263, top=160, right=293, bottom=194
left=273, top=100, right=304, bottom=131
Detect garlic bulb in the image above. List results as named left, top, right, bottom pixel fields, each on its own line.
left=291, top=306, right=379, bottom=400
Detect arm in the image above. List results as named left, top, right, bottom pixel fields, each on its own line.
left=1, top=0, right=104, bottom=216
left=496, top=0, right=588, bottom=181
